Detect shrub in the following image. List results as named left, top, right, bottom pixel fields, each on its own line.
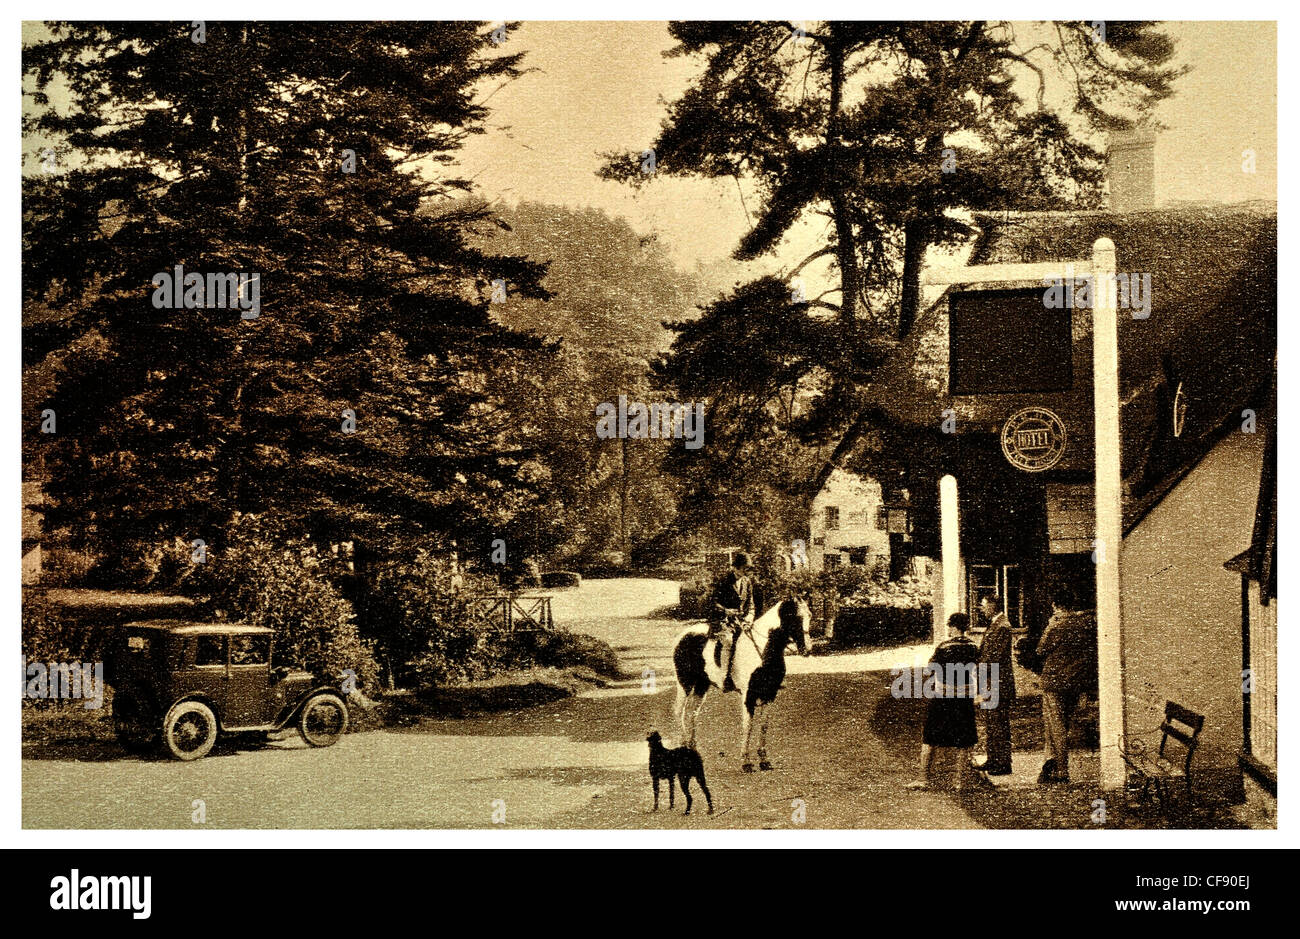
left=773, top=565, right=874, bottom=635
left=21, top=589, right=73, bottom=662
left=676, top=570, right=714, bottom=618
left=508, top=630, right=622, bottom=678
left=541, top=570, right=581, bottom=589
left=363, top=550, right=507, bottom=687
left=195, top=518, right=379, bottom=691
left=832, top=573, right=934, bottom=647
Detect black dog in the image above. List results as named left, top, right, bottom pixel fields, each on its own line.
left=647, top=731, right=713, bottom=815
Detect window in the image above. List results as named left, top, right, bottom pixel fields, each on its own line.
left=968, top=563, right=1023, bottom=629
left=230, top=636, right=270, bottom=666
left=824, top=506, right=840, bottom=530
left=847, top=548, right=869, bottom=566
left=195, top=636, right=225, bottom=668
left=824, top=553, right=841, bottom=568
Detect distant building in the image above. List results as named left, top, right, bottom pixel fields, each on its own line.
left=807, top=468, right=891, bottom=572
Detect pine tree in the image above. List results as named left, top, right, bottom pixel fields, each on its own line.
left=24, top=22, right=554, bottom=575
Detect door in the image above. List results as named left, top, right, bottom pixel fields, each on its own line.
left=224, top=635, right=272, bottom=727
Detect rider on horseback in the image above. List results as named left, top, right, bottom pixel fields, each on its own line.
left=708, top=552, right=755, bottom=692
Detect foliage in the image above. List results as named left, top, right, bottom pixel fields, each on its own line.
left=603, top=21, right=1186, bottom=548
left=195, top=516, right=378, bottom=689
left=842, top=572, right=934, bottom=610
left=21, top=589, right=72, bottom=662
left=465, top=201, right=703, bottom=567
left=23, top=22, right=554, bottom=581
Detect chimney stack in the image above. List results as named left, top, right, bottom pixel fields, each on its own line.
left=1107, top=127, right=1157, bottom=212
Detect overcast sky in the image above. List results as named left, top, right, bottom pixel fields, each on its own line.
left=459, top=21, right=1278, bottom=272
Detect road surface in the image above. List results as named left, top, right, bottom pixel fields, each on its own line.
left=24, top=578, right=1105, bottom=829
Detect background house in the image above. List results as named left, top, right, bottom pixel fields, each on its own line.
left=807, top=467, right=892, bottom=572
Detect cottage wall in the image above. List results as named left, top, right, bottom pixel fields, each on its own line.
left=809, top=468, right=891, bottom=570
left=1120, top=430, right=1264, bottom=769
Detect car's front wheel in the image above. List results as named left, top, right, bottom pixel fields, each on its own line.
left=163, top=700, right=218, bottom=761
left=112, top=686, right=160, bottom=753
left=298, top=692, right=348, bottom=748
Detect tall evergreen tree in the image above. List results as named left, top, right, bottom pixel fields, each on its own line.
left=23, top=22, right=553, bottom=573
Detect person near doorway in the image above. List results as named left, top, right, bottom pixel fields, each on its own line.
left=975, top=594, right=1016, bottom=776
left=906, top=613, right=981, bottom=791
left=709, top=552, right=755, bottom=691
left=1035, top=583, right=1098, bottom=784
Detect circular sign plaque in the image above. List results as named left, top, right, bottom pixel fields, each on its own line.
left=1001, top=407, right=1067, bottom=472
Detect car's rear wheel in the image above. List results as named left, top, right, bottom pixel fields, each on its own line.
left=112, top=686, right=160, bottom=753
left=163, top=700, right=218, bottom=761
left=298, top=692, right=348, bottom=747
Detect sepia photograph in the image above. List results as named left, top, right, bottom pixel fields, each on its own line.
left=17, top=9, right=1279, bottom=858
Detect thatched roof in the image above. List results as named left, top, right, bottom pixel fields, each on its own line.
left=863, top=201, right=1276, bottom=487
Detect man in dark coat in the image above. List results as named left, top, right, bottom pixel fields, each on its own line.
left=1035, top=584, right=1098, bottom=784
left=709, top=552, right=755, bottom=689
left=975, top=595, right=1017, bottom=776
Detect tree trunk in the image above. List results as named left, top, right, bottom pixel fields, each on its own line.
left=826, top=28, right=857, bottom=329
left=898, top=218, right=927, bottom=339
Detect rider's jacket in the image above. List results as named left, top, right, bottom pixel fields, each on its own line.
left=710, top=569, right=754, bottom=630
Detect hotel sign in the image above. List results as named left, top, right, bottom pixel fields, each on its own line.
left=1001, top=407, right=1067, bottom=472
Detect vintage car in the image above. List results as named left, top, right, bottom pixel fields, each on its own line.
left=106, top=620, right=349, bottom=761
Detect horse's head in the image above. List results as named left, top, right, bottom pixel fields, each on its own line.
left=777, top=598, right=810, bottom=657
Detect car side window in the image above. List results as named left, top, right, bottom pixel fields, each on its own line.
left=195, top=636, right=226, bottom=668
left=230, top=636, right=270, bottom=666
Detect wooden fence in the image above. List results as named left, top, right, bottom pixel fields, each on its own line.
left=463, top=594, right=557, bottom=632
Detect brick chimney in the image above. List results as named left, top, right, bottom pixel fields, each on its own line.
left=1107, top=127, right=1157, bottom=212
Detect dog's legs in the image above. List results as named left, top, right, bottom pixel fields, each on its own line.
left=698, top=772, right=713, bottom=814
left=652, top=777, right=660, bottom=812
left=681, top=774, right=693, bottom=815
left=668, top=774, right=676, bottom=809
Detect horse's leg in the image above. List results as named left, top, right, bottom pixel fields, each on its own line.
left=740, top=700, right=756, bottom=772
left=757, top=702, right=772, bottom=770
left=682, top=689, right=706, bottom=750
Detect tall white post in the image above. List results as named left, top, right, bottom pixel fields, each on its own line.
left=1092, top=237, right=1126, bottom=790
left=939, top=474, right=961, bottom=644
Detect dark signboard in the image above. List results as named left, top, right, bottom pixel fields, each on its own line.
left=949, top=288, right=1074, bottom=394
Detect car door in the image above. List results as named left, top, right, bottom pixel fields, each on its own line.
left=224, top=634, right=272, bottom=727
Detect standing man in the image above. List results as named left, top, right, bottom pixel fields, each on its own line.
left=709, top=552, right=755, bottom=691
left=975, top=594, right=1016, bottom=776
left=1035, top=583, right=1098, bottom=784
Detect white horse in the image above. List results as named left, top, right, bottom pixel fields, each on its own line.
left=672, top=597, right=810, bottom=771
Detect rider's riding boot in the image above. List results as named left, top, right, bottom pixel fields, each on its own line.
left=722, top=650, right=736, bottom=693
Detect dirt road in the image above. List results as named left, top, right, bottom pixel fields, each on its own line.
left=25, top=578, right=1101, bottom=829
